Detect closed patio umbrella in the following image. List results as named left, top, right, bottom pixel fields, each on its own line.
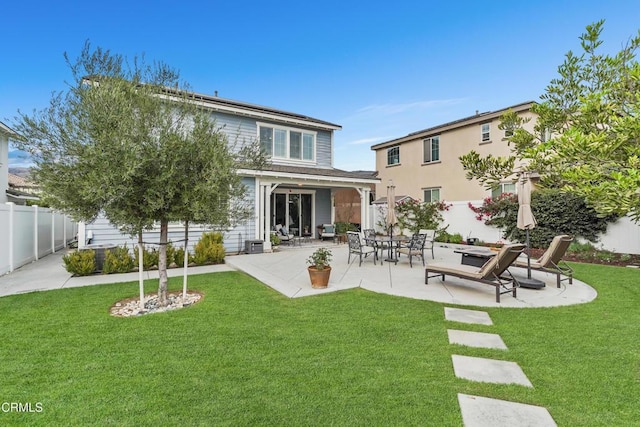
left=385, top=180, right=398, bottom=262
left=517, top=173, right=544, bottom=288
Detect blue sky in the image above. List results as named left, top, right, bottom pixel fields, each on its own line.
left=2, top=0, right=640, bottom=170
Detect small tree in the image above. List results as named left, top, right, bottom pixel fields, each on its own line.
left=460, top=21, right=640, bottom=224
left=13, top=42, right=266, bottom=306
left=395, top=198, right=450, bottom=235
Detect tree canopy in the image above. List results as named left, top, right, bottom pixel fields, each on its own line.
left=460, top=20, right=640, bottom=222
left=12, top=42, right=266, bottom=304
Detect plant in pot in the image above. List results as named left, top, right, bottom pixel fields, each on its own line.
left=270, top=232, right=281, bottom=250
left=306, top=247, right=332, bottom=289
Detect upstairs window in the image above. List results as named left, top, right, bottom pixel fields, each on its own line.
left=491, top=182, right=516, bottom=198
left=423, top=188, right=441, bottom=203
left=260, top=127, right=273, bottom=156
left=259, top=125, right=315, bottom=161
left=423, top=136, right=440, bottom=163
left=481, top=123, right=491, bottom=142
left=387, top=146, right=400, bottom=165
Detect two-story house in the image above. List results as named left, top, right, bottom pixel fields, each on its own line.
left=370, top=101, right=536, bottom=241
left=371, top=101, right=536, bottom=203
left=83, top=91, right=380, bottom=252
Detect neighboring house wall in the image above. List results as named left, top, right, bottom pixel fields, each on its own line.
left=372, top=102, right=536, bottom=203
left=371, top=101, right=640, bottom=254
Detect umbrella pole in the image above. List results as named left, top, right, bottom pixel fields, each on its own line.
left=526, top=228, right=532, bottom=279
left=518, top=227, right=545, bottom=289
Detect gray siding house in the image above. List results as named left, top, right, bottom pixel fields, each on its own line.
left=81, top=92, right=379, bottom=253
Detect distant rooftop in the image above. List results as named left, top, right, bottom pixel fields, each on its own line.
left=371, top=101, right=535, bottom=150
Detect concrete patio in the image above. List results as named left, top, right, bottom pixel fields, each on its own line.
left=225, top=241, right=597, bottom=308
left=0, top=241, right=597, bottom=308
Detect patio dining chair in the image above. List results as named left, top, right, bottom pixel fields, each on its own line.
left=346, top=231, right=377, bottom=266
left=397, top=233, right=427, bottom=267
left=418, top=229, right=436, bottom=259
left=362, top=229, right=380, bottom=258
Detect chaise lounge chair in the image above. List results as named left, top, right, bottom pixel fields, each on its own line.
left=425, top=243, right=526, bottom=303
left=513, top=235, right=574, bottom=288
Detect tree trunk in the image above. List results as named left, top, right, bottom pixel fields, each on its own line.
left=138, top=231, right=145, bottom=310
left=183, top=220, right=189, bottom=299
left=158, top=220, right=169, bottom=306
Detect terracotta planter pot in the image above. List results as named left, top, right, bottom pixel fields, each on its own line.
left=308, top=266, right=331, bottom=288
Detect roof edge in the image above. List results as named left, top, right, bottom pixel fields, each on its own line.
left=371, top=100, right=536, bottom=150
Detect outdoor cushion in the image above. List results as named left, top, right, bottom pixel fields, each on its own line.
left=425, top=243, right=525, bottom=303
left=513, top=234, right=573, bottom=288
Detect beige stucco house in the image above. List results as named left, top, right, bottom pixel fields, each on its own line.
left=371, top=101, right=537, bottom=203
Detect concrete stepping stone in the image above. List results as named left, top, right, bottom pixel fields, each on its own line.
left=448, top=329, right=507, bottom=350
left=452, top=355, right=533, bottom=387
left=445, top=307, right=493, bottom=325
left=458, top=393, right=557, bottom=427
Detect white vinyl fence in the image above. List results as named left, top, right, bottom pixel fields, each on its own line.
left=369, top=201, right=640, bottom=255
left=0, top=203, right=77, bottom=275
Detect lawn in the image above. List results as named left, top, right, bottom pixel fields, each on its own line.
left=0, top=264, right=638, bottom=426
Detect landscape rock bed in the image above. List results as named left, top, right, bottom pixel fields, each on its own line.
left=110, top=291, right=203, bottom=317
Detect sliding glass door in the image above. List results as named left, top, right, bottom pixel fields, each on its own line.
left=271, top=191, right=313, bottom=236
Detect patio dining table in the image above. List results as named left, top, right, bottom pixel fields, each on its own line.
left=372, top=235, right=409, bottom=264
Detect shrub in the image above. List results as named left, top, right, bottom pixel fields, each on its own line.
left=173, top=246, right=194, bottom=267
left=102, top=246, right=135, bottom=274
left=449, top=233, right=464, bottom=244
left=270, top=233, right=281, bottom=246
left=133, top=245, right=159, bottom=270
left=165, top=242, right=176, bottom=267
left=63, top=250, right=96, bottom=276
left=193, top=232, right=225, bottom=265
left=468, top=189, right=618, bottom=248
left=434, top=229, right=463, bottom=244
left=335, top=222, right=358, bottom=234
left=435, top=229, right=451, bottom=243
left=568, top=241, right=597, bottom=254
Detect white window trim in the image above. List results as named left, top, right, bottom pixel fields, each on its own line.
left=491, top=182, right=516, bottom=198
left=387, top=146, right=400, bottom=166
left=423, top=135, right=440, bottom=163
left=422, top=187, right=441, bottom=203
left=481, top=123, right=491, bottom=142
left=257, top=122, right=317, bottom=163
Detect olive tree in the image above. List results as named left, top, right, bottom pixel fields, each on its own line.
left=13, top=42, right=266, bottom=306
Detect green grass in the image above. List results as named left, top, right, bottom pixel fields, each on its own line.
left=0, top=264, right=638, bottom=426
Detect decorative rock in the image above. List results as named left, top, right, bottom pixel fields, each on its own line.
left=110, top=291, right=202, bottom=317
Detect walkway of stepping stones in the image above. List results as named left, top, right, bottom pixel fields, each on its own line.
left=444, top=307, right=557, bottom=427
